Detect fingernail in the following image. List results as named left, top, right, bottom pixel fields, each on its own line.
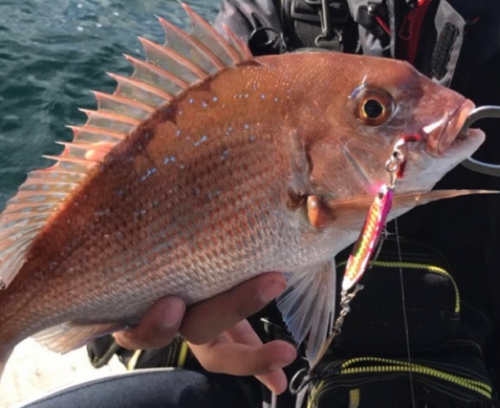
left=161, top=298, right=185, bottom=330
left=259, top=281, right=286, bottom=303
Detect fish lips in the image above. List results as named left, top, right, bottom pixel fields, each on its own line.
left=424, top=99, right=483, bottom=156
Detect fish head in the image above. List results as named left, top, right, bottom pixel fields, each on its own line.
left=299, top=53, right=485, bottom=197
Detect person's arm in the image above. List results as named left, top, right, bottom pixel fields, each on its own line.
left=114, top=272, right=297, bottom=394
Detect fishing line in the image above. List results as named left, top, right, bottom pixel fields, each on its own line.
left=271, top=391, right=277, bottom=408
left=394, top=218, right=416, bottom=408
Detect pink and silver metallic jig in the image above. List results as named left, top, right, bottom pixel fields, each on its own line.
left=341, top=135, right=421, bottom=292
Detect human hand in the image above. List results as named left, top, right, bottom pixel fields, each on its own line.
left=114, top=272, right=297, bottom=394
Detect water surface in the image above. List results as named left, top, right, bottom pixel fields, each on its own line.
left=0, top=0, right=220, bottom=209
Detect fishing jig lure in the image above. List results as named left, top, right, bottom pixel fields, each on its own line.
left=341, top=134, right=420, bottom=292
left=306, top=136, right=421, bottom=371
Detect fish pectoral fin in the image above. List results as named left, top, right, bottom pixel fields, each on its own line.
left=277, top=260, right=336, bottom=365
left=391, top=189, right=500, bottom=209
left=318, top=189, right=500, bottom=230
left=33, top=321, right=123, bottom=354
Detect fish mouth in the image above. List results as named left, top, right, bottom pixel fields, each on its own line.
left=424, top=99, right=481, bottom=156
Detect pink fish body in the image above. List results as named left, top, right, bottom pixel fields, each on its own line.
left=0, top=3, right=488, bottom=376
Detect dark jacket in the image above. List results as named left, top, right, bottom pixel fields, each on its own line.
left=214, top=0, right=500, bottom=400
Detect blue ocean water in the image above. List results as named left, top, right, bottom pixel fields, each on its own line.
left=0, top=0, right=220, bottom=209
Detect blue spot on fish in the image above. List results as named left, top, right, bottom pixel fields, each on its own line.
left=134, top=209, right=147, bottom=218
left=260, top=94, right=265, bottom=99
left=164, top=155, right=176, bottom=164
left=202, top=101, right=208, bottom=108
left=195, top=135, right=208, bottom=146
left=140, top=168, right=157, bottom=182
left=244, top=123, right=250, bottom=130
left=221, top=148, right=230, bottom=160
left=176, top=130, right=181, bottom=137
left=95, top=208, right=111, bottom=217
left=212, top=96, right=218, bottom=102
left=249, top=135, right=256, bottom=142
left=189, top=98, right=194, bottom=104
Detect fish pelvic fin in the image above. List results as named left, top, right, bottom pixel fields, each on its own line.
left=33, top=322, right=124, bottom=354
left=0, top=4, right=253, bottom=290
left=277, top=260, right=337, bottom=366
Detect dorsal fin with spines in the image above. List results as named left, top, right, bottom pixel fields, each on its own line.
left=0, top=3, right=253, bottom=290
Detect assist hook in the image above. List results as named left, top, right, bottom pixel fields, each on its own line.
left=461, top=105, right=500, bottom=177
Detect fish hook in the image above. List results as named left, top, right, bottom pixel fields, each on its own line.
left=461, top=106, right=500, bottom=177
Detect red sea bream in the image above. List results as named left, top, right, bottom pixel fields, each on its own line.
left=0, top=3, right=488, bottom=377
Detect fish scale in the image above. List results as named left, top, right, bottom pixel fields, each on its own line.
left=4, top=122, right=292, bottom=334
left=0, top=3, right=491, bottom=379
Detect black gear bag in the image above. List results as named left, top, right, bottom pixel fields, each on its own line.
left=300, top=238, right=497, bottom=408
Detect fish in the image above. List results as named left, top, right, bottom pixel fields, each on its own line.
left=0, top=3, right=491, bottom=379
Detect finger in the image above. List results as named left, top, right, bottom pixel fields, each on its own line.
left=181, top=272, right=286, bottom=344
left=221, top=321, right=297, bottom=394
left=189, top=339, right=296, bottom=391
left=256, top=370, right=290, bottom=395
left=225, top=319, right=266, bottom=346
left=114, top=296, right=186, bottom=350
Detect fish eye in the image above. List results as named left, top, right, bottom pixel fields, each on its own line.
left=363, top=99, right=383, bottom=118
left=354, top=88, right=394, bottom=126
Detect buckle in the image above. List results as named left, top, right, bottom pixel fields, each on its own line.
left=290, top=0, right=350, bottom=25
